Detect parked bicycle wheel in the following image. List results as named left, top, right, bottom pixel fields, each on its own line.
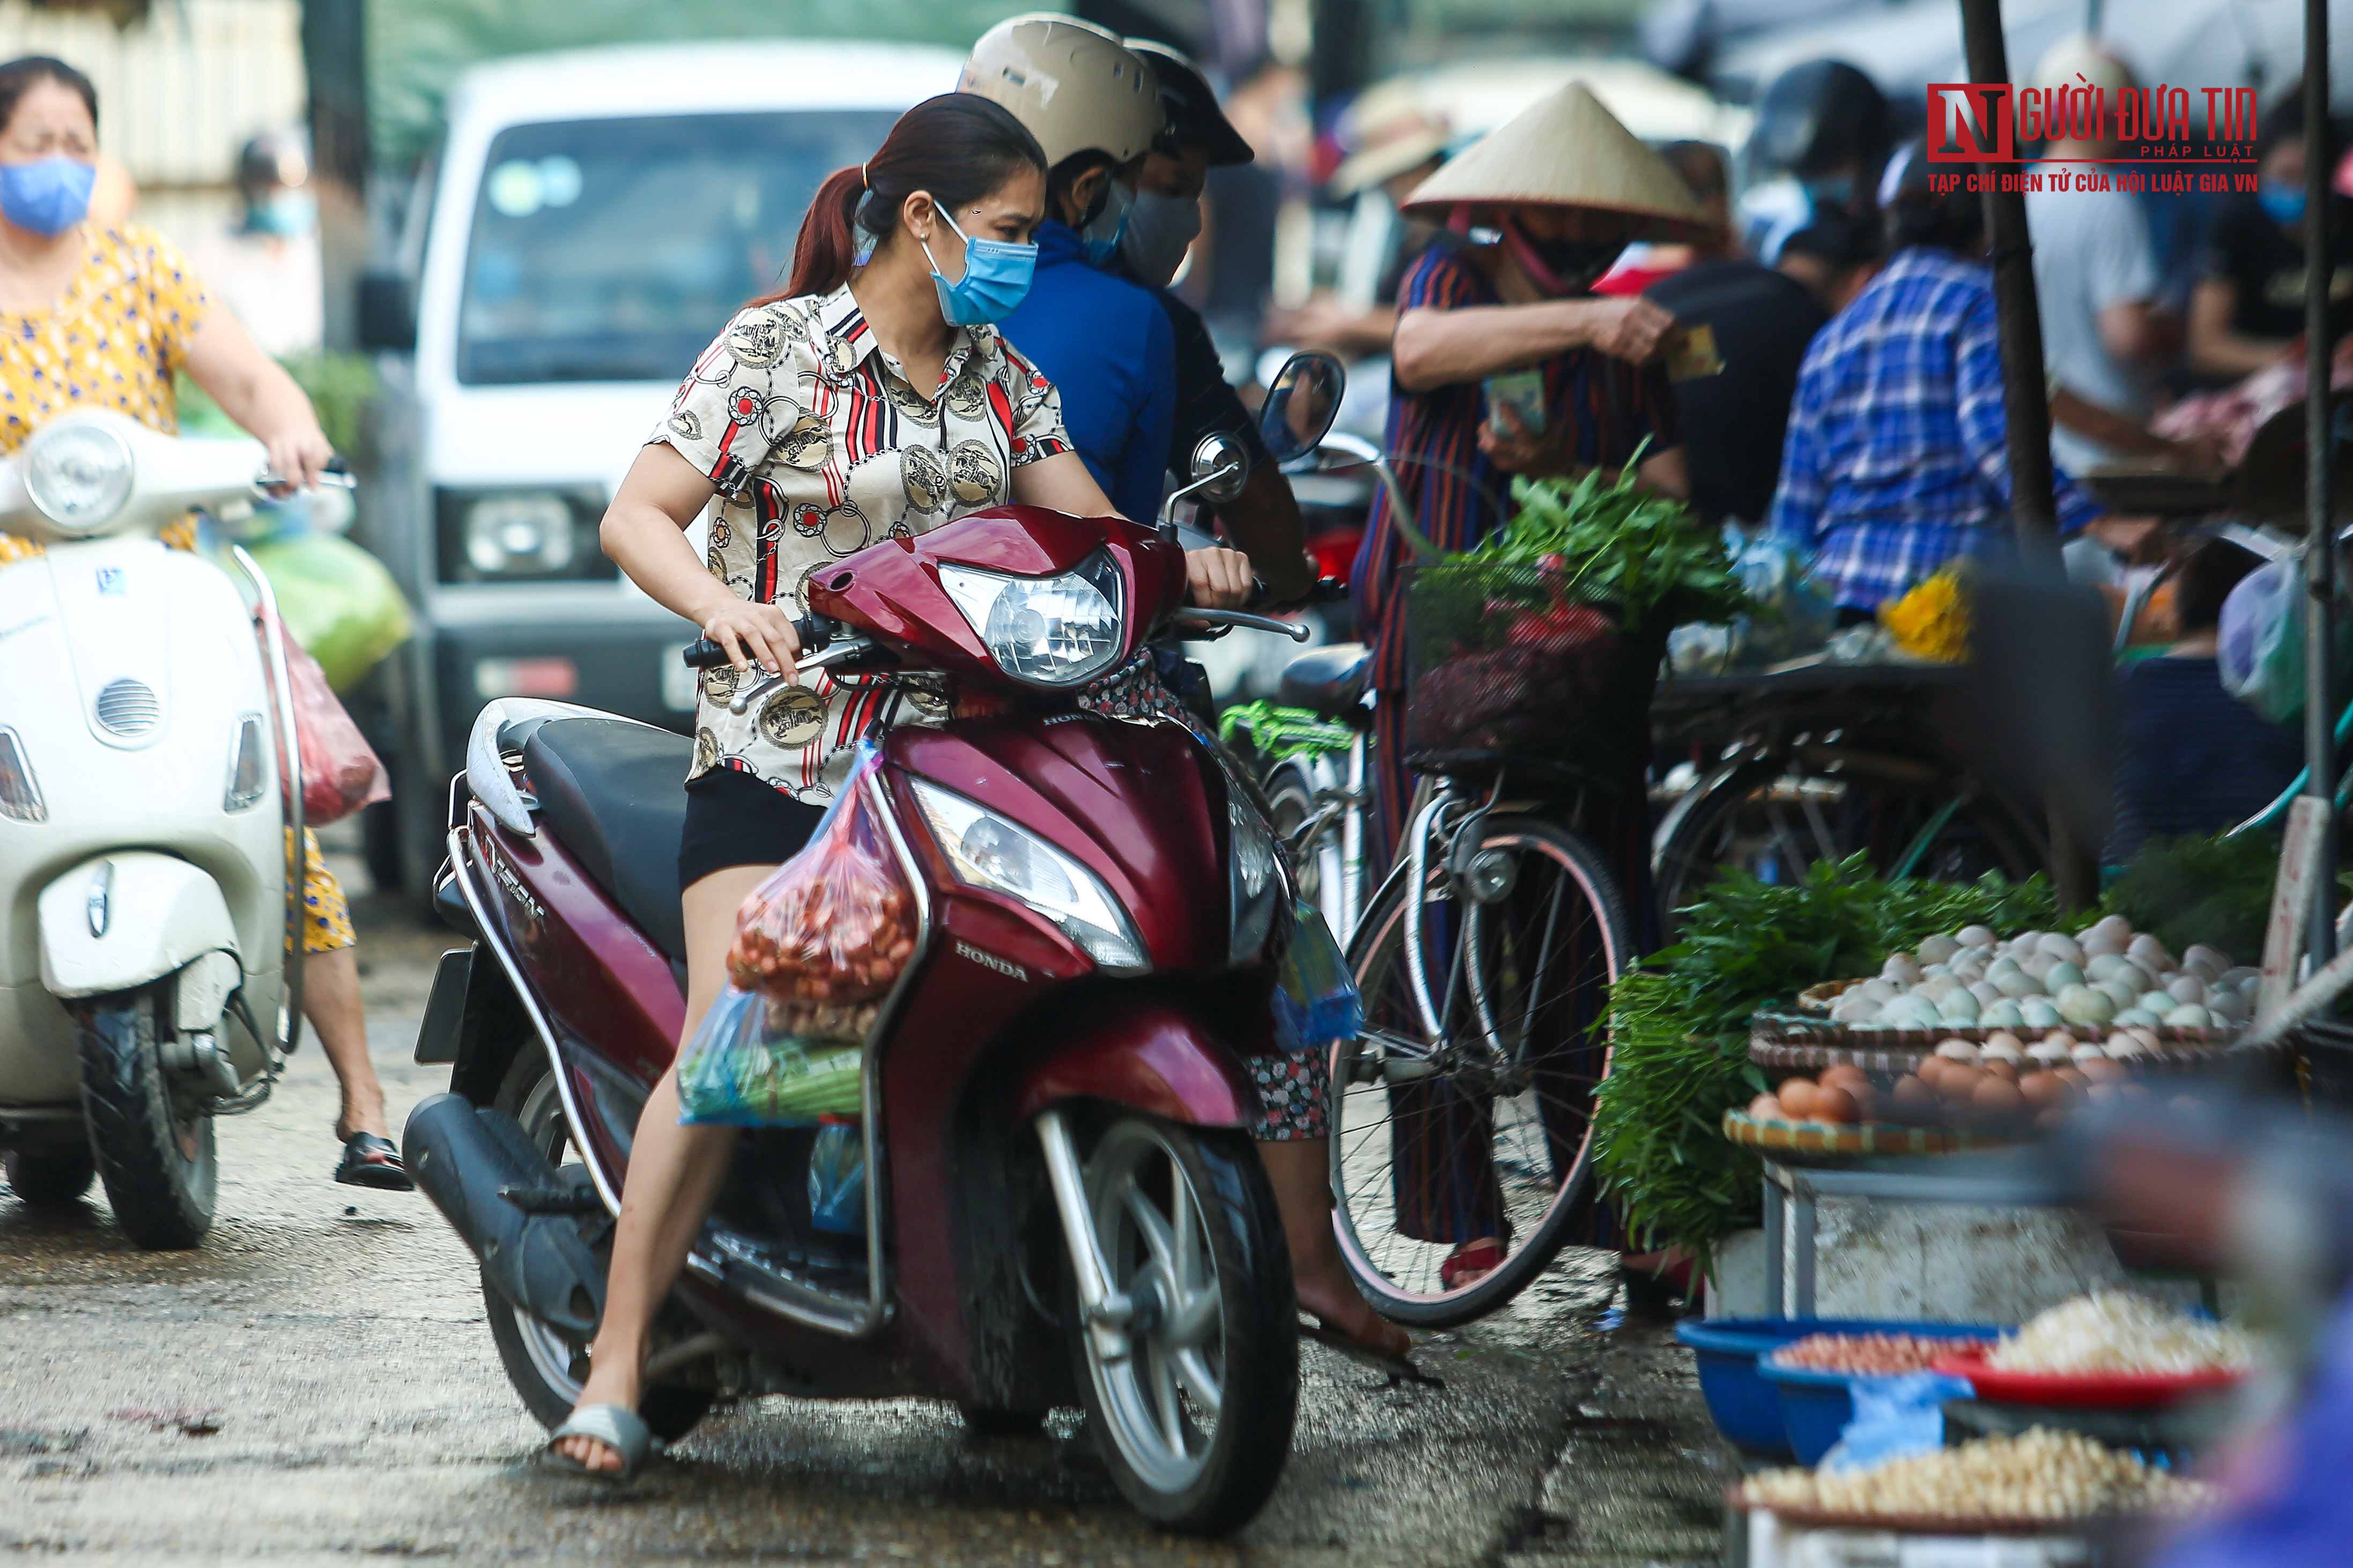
left=1331, top=814, right=1634, bottom=1327
left=1651, top=754, right=2044, bottom=932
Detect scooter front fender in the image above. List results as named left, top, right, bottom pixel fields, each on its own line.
left=37, top=851, right=238, bottom=999
left=1011, top=998, right=1256, bottom=1128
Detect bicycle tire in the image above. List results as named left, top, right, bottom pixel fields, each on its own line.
left=1330, top=814, right=1634, bottom=1328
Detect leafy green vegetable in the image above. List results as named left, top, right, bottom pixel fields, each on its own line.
left=1590, top=856, right=2065, bottom=1260
left=2100, top=831, right=2279, bottom=964
left=1455, top=456, right=1748, bottom=628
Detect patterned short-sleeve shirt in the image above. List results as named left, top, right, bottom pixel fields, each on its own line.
left=0, top=225, right=212, bottom=452
left=655, top=283, right=1072, bottom=802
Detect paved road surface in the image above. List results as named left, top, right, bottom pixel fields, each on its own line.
left=0, top=838, right=1729, bottom=1566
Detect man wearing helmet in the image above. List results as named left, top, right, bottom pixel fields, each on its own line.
left=961, top=17, right=1176, bottom=524
left=1739, top=60, right=1892, bottom=266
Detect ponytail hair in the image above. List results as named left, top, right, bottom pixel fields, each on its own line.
left=776, top=93, right=1047, bottom=302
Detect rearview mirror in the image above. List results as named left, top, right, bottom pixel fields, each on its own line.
left=1183, top=431, right=1248, bottom=505
left=1257, top=351, right=1345, bottom=471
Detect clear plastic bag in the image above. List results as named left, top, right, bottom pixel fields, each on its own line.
left=675, top=983, right=867, bottom=1127
left=276, top=620, right=389, bottom=826
left=2218, top=557, right=2353, bottom=727
left=1270, top=902, right=1363, bottom=1054
left=248, top=531, right=411, bottom=692
left=725, top=748, right=917, bottom=1006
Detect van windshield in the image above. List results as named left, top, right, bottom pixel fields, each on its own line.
left=457, top=110, right=899, bottom=385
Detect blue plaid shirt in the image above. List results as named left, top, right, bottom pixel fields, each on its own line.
left=1768, top=247, right=2104, bottom=610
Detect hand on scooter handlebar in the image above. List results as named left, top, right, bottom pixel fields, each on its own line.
left=683, top=612, right=833, bottom=673
left=258, top=455, right=356, bottom=495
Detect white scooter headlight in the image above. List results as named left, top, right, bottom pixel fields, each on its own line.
left=24, top=419, right=134, bottom=532
left=909, top=777, right=1148, bottom=974
left=937, top=549, right=1125, bottom=688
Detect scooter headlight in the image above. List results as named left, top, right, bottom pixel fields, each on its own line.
left=24, top=419, right=134, bottom=532
left=936, top=549, right=1125, bottom=688
left=908, top=777, right=1148, bottom=974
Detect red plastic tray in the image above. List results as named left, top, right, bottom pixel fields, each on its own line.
left=1931, top=1349, right=2245, bottom=1408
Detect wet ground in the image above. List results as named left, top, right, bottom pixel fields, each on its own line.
left=0, top=830, right=1732, bottom=1566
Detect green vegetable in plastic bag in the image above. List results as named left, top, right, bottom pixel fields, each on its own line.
left=677, top=983, right=865, bottom=1127
left=246, top=532, right=411, bottom=692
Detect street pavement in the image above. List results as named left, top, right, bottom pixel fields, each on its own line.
left=0, top=831, right=1730, bottom=1566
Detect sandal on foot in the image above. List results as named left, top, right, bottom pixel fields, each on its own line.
left=1438, top=1240, right=1504, bottom=1291
left=1300, top=1313, right=1442, bottom=1388
left=334, top=1132, right=415, bottom=1192
left=542, top=1404, right=659, bottom=1481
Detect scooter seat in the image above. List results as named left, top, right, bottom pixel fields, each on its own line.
left=521, top=718, right=693, bottom=962
left=1276, top=643, right=1371, bottom=723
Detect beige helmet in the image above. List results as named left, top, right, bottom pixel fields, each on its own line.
left=959, top=14, right=1164, bottom=170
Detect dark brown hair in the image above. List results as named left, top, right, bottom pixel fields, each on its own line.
left=0, top=57, right=97, bottom=137
left=776, top=94, right=1045, bottom=302
left=2173, top=536, right=2263, bottom=636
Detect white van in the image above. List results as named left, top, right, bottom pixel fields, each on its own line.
left=358, top=41, right=961, bottom=891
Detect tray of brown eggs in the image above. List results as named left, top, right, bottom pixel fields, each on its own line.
left=1722, top=1036, right=2202, bottom=1158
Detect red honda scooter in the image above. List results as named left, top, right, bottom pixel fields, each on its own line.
left=403, top=356, right=1345, bottom=1533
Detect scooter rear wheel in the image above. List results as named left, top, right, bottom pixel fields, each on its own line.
left=1065, top=1113, right=1297, bottom=1535
left=484, top=1049, right=713, bottom=1443
left=75, top=985, right=216, bottom=1249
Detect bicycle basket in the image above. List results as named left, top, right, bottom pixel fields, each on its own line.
left=1402, top=558, right=1667, bottom=787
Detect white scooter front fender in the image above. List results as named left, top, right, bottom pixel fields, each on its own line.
left=37, top=851, right=240, bottom=1000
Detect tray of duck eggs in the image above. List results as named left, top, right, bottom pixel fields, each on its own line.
left=1749, top=914, right=2258, bottom=1073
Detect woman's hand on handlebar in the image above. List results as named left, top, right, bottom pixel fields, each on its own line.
left=701, top=598, right=802, bottom=681
left=1184, top=546, right=1254, bottom=610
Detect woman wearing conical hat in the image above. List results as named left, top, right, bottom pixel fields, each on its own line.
left=1349, top=82, right=1714, bottom=1292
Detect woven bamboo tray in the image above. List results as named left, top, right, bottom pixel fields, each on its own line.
left=1721, top=1109, right=2025, bottom=1157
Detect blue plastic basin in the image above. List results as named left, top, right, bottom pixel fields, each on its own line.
left=1676, top=1318, right=2006, bottom=1459
left=1756, top=1322, right=2008, bottom=1464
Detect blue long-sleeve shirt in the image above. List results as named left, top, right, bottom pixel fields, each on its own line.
left=996, top=221, right=1175, bottom=522
left=1767, top=246, right=2106, bottom=610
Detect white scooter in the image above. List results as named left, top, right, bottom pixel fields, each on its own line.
left=0, top=408, right=314, bottom=1247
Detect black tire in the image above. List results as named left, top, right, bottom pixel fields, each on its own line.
left=1652, top=754, right=2044, bottom=935
left=1065, top=1114, right=1296, bottom=1535
left=1263, top=761, right=1326, bottom=911
left=4, top=1147, right=96, bottom=1206
left=483, top=1049, right=712, bottom=1443
left=75, top=987, right=216, bottom=1249
left=1332, top=815, right=1634, bottom=1328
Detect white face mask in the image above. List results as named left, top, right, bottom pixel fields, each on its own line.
left=1116, top=189, right=1203, bottom=287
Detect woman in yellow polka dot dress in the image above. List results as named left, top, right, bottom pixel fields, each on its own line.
left=0, top=56, right=409, bottom=1192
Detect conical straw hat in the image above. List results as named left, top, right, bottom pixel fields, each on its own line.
left=1398, top=80, right=1714, bottom=242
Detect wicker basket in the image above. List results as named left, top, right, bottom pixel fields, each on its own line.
left=1402, top=558, right=1667, bottom=787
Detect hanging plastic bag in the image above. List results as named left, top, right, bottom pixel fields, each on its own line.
left=1666, top=525, right=1833, bottom=673
left=1270, top=902, right=1362, bottom=1054
left=1817, top=1371, right=1973, bottom=1473
left=806, top=1117, right=868, bottom=1236
left=276, top=621, right=390, bottom=825
left=676, top=983, right=867, bottom=1126
left=724, top=746, right=916, bottom=1007
left=248, top=531, right=411, bottom=693
left=2217, top=556, right=2353, bottom=728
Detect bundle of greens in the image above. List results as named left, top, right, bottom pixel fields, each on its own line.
left=1450, top=459, right=1748, bottom=628
left=1591, top=856, right=2062, bottom=1259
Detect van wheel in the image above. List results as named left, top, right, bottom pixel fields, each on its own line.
left=484, top=1049, right=712, bottom=1443
left=5, top=1147, right=97, bottom=1206
left=75, top=987, right=216, bottom=1249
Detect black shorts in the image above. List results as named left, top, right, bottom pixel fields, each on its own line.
left=677, top=767, right=827, bottom=891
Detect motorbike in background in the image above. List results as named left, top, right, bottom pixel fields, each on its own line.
left=0, top=410, right=318, bottom=1247
left=404, top=358, right=1344, bottom=1533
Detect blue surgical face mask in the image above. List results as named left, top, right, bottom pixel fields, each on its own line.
left=246, top=187, right=316, bottom=238
left=1080, top=180, right=1135, bottom=265
left=921, top=205, right=1038, bottom=326
left=2261, top=181, right=2308, bottom=226
left=0, top=155, right=94, bottom=237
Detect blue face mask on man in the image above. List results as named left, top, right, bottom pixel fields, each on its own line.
left=0, top=155, right=94, bottom=237
left=2261, top=181, right=2309, bottom=226
left=920, top=204, right=1038, bottom=327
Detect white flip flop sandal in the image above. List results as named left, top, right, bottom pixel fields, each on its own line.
left=541, top=1403, right=659, bottom=1481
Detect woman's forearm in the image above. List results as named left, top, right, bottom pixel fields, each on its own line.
left=184, top=314, right=320, bottom=443
left=1392, top=301, right=1602, bottom=391
left=601, top=502, right=737, bottom=626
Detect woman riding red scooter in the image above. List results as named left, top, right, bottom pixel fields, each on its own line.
left=551, top=93, right=1405, bottom=1478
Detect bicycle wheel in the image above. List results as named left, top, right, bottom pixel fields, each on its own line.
left=1330, top=814, right=1635, bottom=1327
left=1652, top=755, right=2044, bottom=933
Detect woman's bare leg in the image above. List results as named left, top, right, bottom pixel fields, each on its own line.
left=553, top=864, right=768, bottom=1473
left=303, top=946, right=388, bottom=1141
left=1259, top=1138, right=1409, bottom=1355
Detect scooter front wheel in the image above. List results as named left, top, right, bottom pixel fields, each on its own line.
left=1064, top=1114, right=1297, bottom=1535
left=75, top=985, right=216, bottom=1249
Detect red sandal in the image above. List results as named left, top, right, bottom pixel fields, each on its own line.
left=1439, top=1239, right=1505, bottom=1290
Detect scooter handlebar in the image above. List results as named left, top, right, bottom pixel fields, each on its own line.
left=682, top=615, right=834, bottom=668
